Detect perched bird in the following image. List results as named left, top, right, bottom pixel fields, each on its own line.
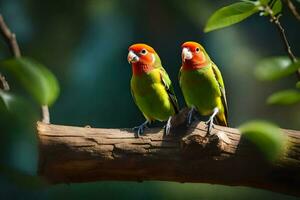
left=128, top=43, right=179, bottom=137
left=179, top=41, right=228, bottom=134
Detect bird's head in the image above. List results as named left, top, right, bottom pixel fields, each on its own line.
left=181, top=41, right=209, bottom=70
left=128, top=43, right=159, bottom=75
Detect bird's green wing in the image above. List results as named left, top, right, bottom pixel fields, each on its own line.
left=130, top=87, right=137, bottom=106
left=211, top=62, right=228, bottom=120
left=178, top=67, right=182, bottom=87
left=159, top=67, right=179, bottom=114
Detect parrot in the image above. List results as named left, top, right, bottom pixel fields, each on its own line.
left=128, top=43, right=179, bottom=137
left=178, top=41, right=228, bottom=135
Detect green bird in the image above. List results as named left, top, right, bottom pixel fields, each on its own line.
left=179, top=41, right=228, bottom=134
left=128, top=43, right=179, bottom=137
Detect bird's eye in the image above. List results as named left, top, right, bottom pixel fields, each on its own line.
left=195, top=47, right=200, bottom=53
left=140, top=49, right=147, bottom=55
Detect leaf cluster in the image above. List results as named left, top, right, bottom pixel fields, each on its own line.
left=204, top=0, right=300, bottom=161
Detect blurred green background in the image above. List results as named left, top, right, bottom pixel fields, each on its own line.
left=0, top=0, right=300, bottom=199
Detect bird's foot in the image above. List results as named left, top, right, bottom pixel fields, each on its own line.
left=187, top=107, right=196, bottom=126
left=133, top=120, right=149, bottom=138
left=205, top=118, right=215, bottom=136
left=164, top=117, right=172, bottom=136
left=205, top=107, right=219, bottom=136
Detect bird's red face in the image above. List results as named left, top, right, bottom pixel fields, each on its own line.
left=128, top=44, right=157, bottom=75
left=181, top=41, right=207, bottom=70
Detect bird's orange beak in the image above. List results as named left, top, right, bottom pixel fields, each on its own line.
left=128, top=51, right=139, bottom=63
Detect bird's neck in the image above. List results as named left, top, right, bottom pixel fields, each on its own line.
left=182, top=60, right=210, bottom=71
left=132, top=63, right=155, bottom=76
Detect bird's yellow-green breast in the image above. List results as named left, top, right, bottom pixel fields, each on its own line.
left=131, top=69, right=176, bottom=122
left=180, top=64, right=223, bottom=115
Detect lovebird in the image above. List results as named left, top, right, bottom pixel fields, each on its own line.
left=179, top=41, right=228, bottom=134
left=128, top=43, right=179, bottom=137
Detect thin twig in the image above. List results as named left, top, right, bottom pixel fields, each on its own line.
left=273, top=16, right=297, bottom=62
left=0, top=73, right=10, bottom=91
left=41, top=105, right=50, bottom=123
left=0, top=14, right=50, bottom=123
left=0, top=14, right=15, bottom=91
left=0, top=14, right=21, bottom=58
left=284, top=0, right=300, bottom=21
left=264, top=6, right=300, bottom=79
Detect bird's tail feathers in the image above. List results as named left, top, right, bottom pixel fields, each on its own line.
left=214, top=113, right=228, bottom=127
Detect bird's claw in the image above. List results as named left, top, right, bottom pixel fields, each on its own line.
left=187, top=107, right=195, bottom=126
left=205, top=107, right=219, bottom=136
left=132, top=126, right=143, bottom=138
left=133, top=121, right=149, bottom=138
left=205, top=118, right=215, bottom=136
left=164, top=117, right=172, bottom=136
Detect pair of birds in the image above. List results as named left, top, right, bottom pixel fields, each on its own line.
left=128, top=41, right=228, bottom=137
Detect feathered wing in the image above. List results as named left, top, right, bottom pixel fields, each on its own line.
left=178, top=67, right=182, bottom=87
left=130, top=87, right=137, bottom=108
left=211, top=62, right=228, bottom=126
left=159, top=67, right=179, bottom=114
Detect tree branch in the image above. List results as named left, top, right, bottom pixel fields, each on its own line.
left=284, top=0, right=300, bottom=22
left=41, top=105, right=50, bottom=124
left=37, top=118, right=300, bottom=197
left=273, top=16, right=297, bottom=62
left=0, top=14, right=16, bottom=92
left=0, top=15, right=21, bottom=58
left=264, top=6, right=300, bottom=79
left=272, top=15, right=300, bottom=78
left=0, top=14, right=50, bottom=123
left=0, top=73, right=9, bottom=91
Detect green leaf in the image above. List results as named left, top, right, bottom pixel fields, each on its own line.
left=0, top=57, right=60, bottom=106
left=260, top=0, right=282, bottom=16
left=271, top=0, right=282, bottom=15
left=0, top=90, right=28, bottom=113
left=239, top=120, right=287, bottom=161
left=254, top=57, right=300, bottom=81
left=0, top=90, right=38, bottom=122
left=296, top=81, right=300, bottom=89
left=204, top=2, right=259, bottom=32
left=0, top=90, right=16, bottom=111
left=267, top=89, right=300, bottom=105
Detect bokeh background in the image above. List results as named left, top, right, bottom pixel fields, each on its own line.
left=0, top=0, right=300, bottom=199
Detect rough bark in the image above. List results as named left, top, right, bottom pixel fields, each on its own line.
left=37, top=118, right=300, bottom=197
